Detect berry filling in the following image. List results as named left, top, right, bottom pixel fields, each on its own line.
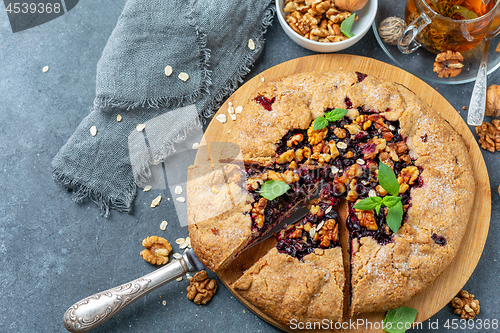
left=244, top=91, right=426, bottom=259
left=276, top=200, right=340, bottom=260
left=254, top=95, right=276, bottom=111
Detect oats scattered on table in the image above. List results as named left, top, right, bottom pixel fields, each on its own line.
left=151, top=195, right=162, bottom=208
left=215, top=114, right=227, bottom=123
left=176, top=277, right=183, bottom=282
left=227, top=129, right=231, bottom=134
left=192, top=142, right=200, bottom=150
left=164, top=65, right=173, bottom=76
left=176, top=238, right=185, bottom=245
left=162, top=300, right=166, bottom=306
left=136, top=123, right=146, bottom=132
left=174, top=185, right=183, bottom=195
left=42, top=66, right=49, bottom=73
left=160, top=220, right=168, bottom=231
left=228, top=106, right=234, bottom=114
left=178, top=72, right=189, bottom=81
left=261, top=77, right=265, bottom=82
left=230, top=114, right=237, bottom=121
left=235, top=106, right=243, bottom=114
left=89, top=126, right=97, bottom=137
left=116, top=114, right=122, bottom=122
left=180, top=239, right=190, bottom=249
left=248, top=38, right=255, bottom=50
left=228, top=101, right=233, bottom=107
left=176, top=196, right=185, bottom=203
left=186, top=273, right=192, bottom=280
left=143, top=185, right=152, bottom=192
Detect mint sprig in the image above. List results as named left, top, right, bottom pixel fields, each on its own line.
left=312, top=108, right=349, bottom=130
left=353, top=162, right=404, bottom=233
left=258, top=180, right=290, bottom=200
left=340, top=13, right=356, bottom=38
left=383, top=306, right=418, bottom=333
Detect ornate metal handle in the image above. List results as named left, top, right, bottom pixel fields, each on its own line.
left=63, top=250, right=204, bottom=332
left=468, top=40, right=491, bottom=126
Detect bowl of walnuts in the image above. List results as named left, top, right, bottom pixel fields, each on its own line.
left=276, top=0, right=378, bottom=53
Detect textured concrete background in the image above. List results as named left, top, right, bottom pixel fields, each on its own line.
left=0, top=1, right=499, bottom=332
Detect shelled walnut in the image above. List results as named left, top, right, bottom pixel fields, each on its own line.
left=284, top=0, right=356, bottom=43
left=186, top=270, right=218, bottom=305
left=476, top=119, right=500, bottom=152
left=433, top=51, right=464, bottom=78
left=451, top=290, right=480, bottom=320
left=140, top=236, right=172, bottom=265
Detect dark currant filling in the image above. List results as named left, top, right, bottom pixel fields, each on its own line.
left=254, top=95, right=275, bottom=111
left=245, top=90, right=435, bottom=260
left=356, top=71, right=368, bottom=83
left=431, top=233, right=447, bottom=246
left=276, top=201, right=341, bottom=260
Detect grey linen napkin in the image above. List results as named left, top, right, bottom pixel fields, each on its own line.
left=52, top=0, right=275, bottom=217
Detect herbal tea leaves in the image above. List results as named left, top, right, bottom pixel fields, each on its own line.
left=383, top=306, right=418, bottom=333
left=258, top=180, right=290, bottom=200
left=340, top=13, right=356, bottom=38
left=313, top=108, right=349, bottom=130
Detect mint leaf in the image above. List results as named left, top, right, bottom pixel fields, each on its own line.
left=382, top=196, right=402, bottom=208
left=340, top=13, right=356, bottom=38
left=353, top=196, right=382, bottom=211
left=313, top=116, right=329, bottom=130
left=386, top=201, right=404, bottom=234
left=324, top=108, right=348, bottom=122
left=258, top=180, right=290, bottom=201
left=383, top=306, right=418, bottom=333
left=378, top=162, right=400, bottom=196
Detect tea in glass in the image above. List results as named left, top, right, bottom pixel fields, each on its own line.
left=403, top=0, right=498, bottom=53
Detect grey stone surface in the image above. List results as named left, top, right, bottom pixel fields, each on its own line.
left=0, top=1, right=499, bottom=332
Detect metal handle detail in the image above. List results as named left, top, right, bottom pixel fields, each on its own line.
left=468, top=40, right=491, bottom=126
left=63, top=254, right=194, bottom=333
left=398, top=13, right=431, bottom=54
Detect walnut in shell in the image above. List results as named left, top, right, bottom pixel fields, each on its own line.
left=486, top=84, right=500, bottom=117
left=335, top=0, right=369, bottom=11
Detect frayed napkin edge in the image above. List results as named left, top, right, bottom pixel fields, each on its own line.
left=201, top=3, right=276, bottom=121
left=93, top=0, right=212, bottom=112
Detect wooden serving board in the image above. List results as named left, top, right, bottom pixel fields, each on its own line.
left=195, top=54, right=491, bottom=332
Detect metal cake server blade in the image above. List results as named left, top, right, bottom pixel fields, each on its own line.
left=63, top=249, right=205, bottom=333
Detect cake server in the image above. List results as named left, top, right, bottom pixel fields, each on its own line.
left=62, top=249, right=205, bottom=333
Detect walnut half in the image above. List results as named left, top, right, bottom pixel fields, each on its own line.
left=451, top=290, right=480, bottom=320
left=186, top=270, right=218, bottom=305
left=140, top=236, right=172, bottom=265
left=433, top=51, right=464, bottom=78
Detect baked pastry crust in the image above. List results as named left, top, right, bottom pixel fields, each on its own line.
left=188, top=70, right=475, bottom=321
left=233, top=247, right=344, bottom=326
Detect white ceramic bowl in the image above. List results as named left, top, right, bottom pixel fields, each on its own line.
left=276, top=0, right=378, bottom=53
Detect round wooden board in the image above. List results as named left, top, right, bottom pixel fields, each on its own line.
left=196, top=54, right=491, bottom=332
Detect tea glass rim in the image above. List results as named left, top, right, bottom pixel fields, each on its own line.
left=417, top=0, right=500, bottom=24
